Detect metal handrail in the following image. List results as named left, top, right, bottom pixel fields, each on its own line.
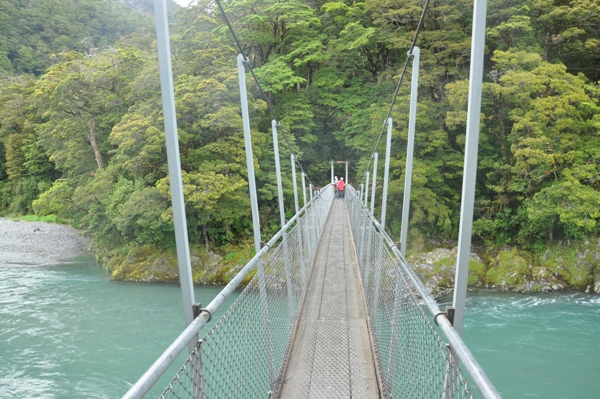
left=122, top=187, right=331, bottom=399
left=346, top=185, right=501, bottom=399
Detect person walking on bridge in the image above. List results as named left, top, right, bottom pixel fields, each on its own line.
left=333, top=176, right=339, bottom=197
left=336, top=177, right=345, bottom=199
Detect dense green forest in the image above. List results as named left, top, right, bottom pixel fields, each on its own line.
left=1, top=0, right=600, bottom=285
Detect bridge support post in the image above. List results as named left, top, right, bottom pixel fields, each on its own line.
left=331, top=160, right=334, bottom=183
left=272, top=120, right=296, bottom=326
left=291, top=155, right=306, bottom=284
left=238, top=53, right=261, bottom=256
left=400, top=46, right=420, bottom=257
left=364, top=171, right=370, bottom=207
left=302, top=172, right=307, bottom=208
left=238, top=54, right=275, bottom=386
left=154, top=0, right=196, bottom=353
left=272, top=120, right=286, bottom=230
left=381, top=118, right=393, bottom=231
left=370, top=153, right=378, bottom=215
left=453, top=0, right=488, bottom=336
left=291, top=155, right=299, bottom=214
left=345, top=160, right=349, bottom=183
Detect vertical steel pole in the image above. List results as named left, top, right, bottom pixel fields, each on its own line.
left=238, top=54, right=274, bottom=384
left=381, top=118, right=393, bottom=231
left=370, top=153, right=378, bottom=215
left=400, top=46, right=420, bottom=257
left=238, top=54, right=261, bottom=254
left=154, top=0, right=195, bottom=347
left=273, top=120, right=295, bottom=322
left=453, top=0, right=487, bottom=336
left=364, top=171, right=370, bottom=206
left=331, top=160, right=334, bottom=183
left=345, top=161, right=349, bottom=183
left=291, top=154, right=305, bottom=283
left=272, top=120, right=285, bottom=228
left=291, top=155, right=299, bottom=214
left=310, top=183, right=314, bottom=202
left=360, top=183, right=364, bottom=202
left=301, top=172, right=307, bottom=207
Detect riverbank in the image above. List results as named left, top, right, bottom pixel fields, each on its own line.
left=3, top=216, right=598, bottom=296
left=0, top=217, right=91, bottom=266
left=409, top=240, right=600, bottom=297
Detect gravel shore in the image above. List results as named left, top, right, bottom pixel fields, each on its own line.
left=0, top=218, right=91, bottom=265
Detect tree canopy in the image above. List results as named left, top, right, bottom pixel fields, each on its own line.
left=1, top=0, right=599, bottom=261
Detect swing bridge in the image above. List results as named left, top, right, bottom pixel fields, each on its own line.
left=123, top=0, right=500, bottom=397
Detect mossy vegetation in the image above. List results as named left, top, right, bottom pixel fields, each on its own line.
left=107, top=242, right=256, bottom=287
left=485, top=248, right=532, bottom=288
left=411, top=238, right=600, bottom=295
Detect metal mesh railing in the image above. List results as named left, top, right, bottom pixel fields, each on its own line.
left=158, top=185, right=334, bottom=399
left=346, top=185, right=499, bottom=399
left=125, top=183, right=499, bottom=399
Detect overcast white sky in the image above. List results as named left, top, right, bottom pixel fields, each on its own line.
left=172, top=0, right=193, bottom=6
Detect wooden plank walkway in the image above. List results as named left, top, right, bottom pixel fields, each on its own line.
left=278, top=199, right=380, bottom=398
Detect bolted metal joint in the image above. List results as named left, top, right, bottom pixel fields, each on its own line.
left=192, top=303, right=202, bottom=319
left=192, top=303, right=212, bottom=322
left=434, top=306, right=455, bottom=326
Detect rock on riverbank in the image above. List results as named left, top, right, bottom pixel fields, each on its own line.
left=0, top=218, right=90, bottom=265
left=409, top=241, right=600, bottom=296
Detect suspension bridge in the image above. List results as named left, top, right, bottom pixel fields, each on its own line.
left=122, top=0, right=501, bottom=397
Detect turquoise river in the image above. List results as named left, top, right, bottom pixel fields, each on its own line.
left=1, top=258, right=599, bottom=398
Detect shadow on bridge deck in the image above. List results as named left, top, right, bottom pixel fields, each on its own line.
left=278, top=199, right=380, bottom=398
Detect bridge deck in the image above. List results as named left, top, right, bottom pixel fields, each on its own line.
left=278, top=199, right=380, bottom=398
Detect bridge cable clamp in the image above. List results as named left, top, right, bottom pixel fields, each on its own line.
left=434, top=306, right=455, bottom=326
left=192, top=303, right=212, bottom=322
left=434, top=312, right=446, bottom=326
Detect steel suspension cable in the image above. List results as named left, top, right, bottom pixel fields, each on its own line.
left=214, top=0, right=316, bottom=187
left=358, top=0, right=431, bottom=186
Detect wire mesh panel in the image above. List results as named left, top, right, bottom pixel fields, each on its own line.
left=345, top=186, right=476, bottom=399
left=160, top=186, right=334, bottom=399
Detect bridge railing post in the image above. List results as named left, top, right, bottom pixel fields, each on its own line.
left=400, top=46, right=420, bottom=258
left=291, top=155, right=306, bottom=285
left=272, top=120, right=296, bottom=325
left=381, top=118, right=393, bottom=231
left=291, top=155, right=299, bottom=214
left=364, top=171, right=370, bottom=207
left=453, top=0, right=488, bottom=337
left=370, top=152, right=378, bottom=215
left=154, top=0, right=196, bottom=353
left=238, top=53, right=275, bottom=386
left=301, top=172, right=307, bottom=208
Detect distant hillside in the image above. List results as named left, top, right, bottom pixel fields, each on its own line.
left=0, top=0, right=178, bottom=76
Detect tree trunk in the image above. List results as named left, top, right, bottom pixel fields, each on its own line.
left=89, top=116, right=104, bottom=170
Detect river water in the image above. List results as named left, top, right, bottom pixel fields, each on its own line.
left=1, top=259, right=599, bottom=398
left=461, top=291, right=600, bottom=398
left=0, top=258, right=238, bottom=398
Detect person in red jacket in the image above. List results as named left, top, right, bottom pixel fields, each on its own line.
left=336, top=177, right=345, bottom=199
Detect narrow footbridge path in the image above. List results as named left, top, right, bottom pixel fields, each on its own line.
left=123, top=186, right=500, bottom=399
left=278, top=199, right=379, bottom=398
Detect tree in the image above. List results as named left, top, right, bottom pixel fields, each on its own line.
left=35, top=48, right=148, bottom=176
